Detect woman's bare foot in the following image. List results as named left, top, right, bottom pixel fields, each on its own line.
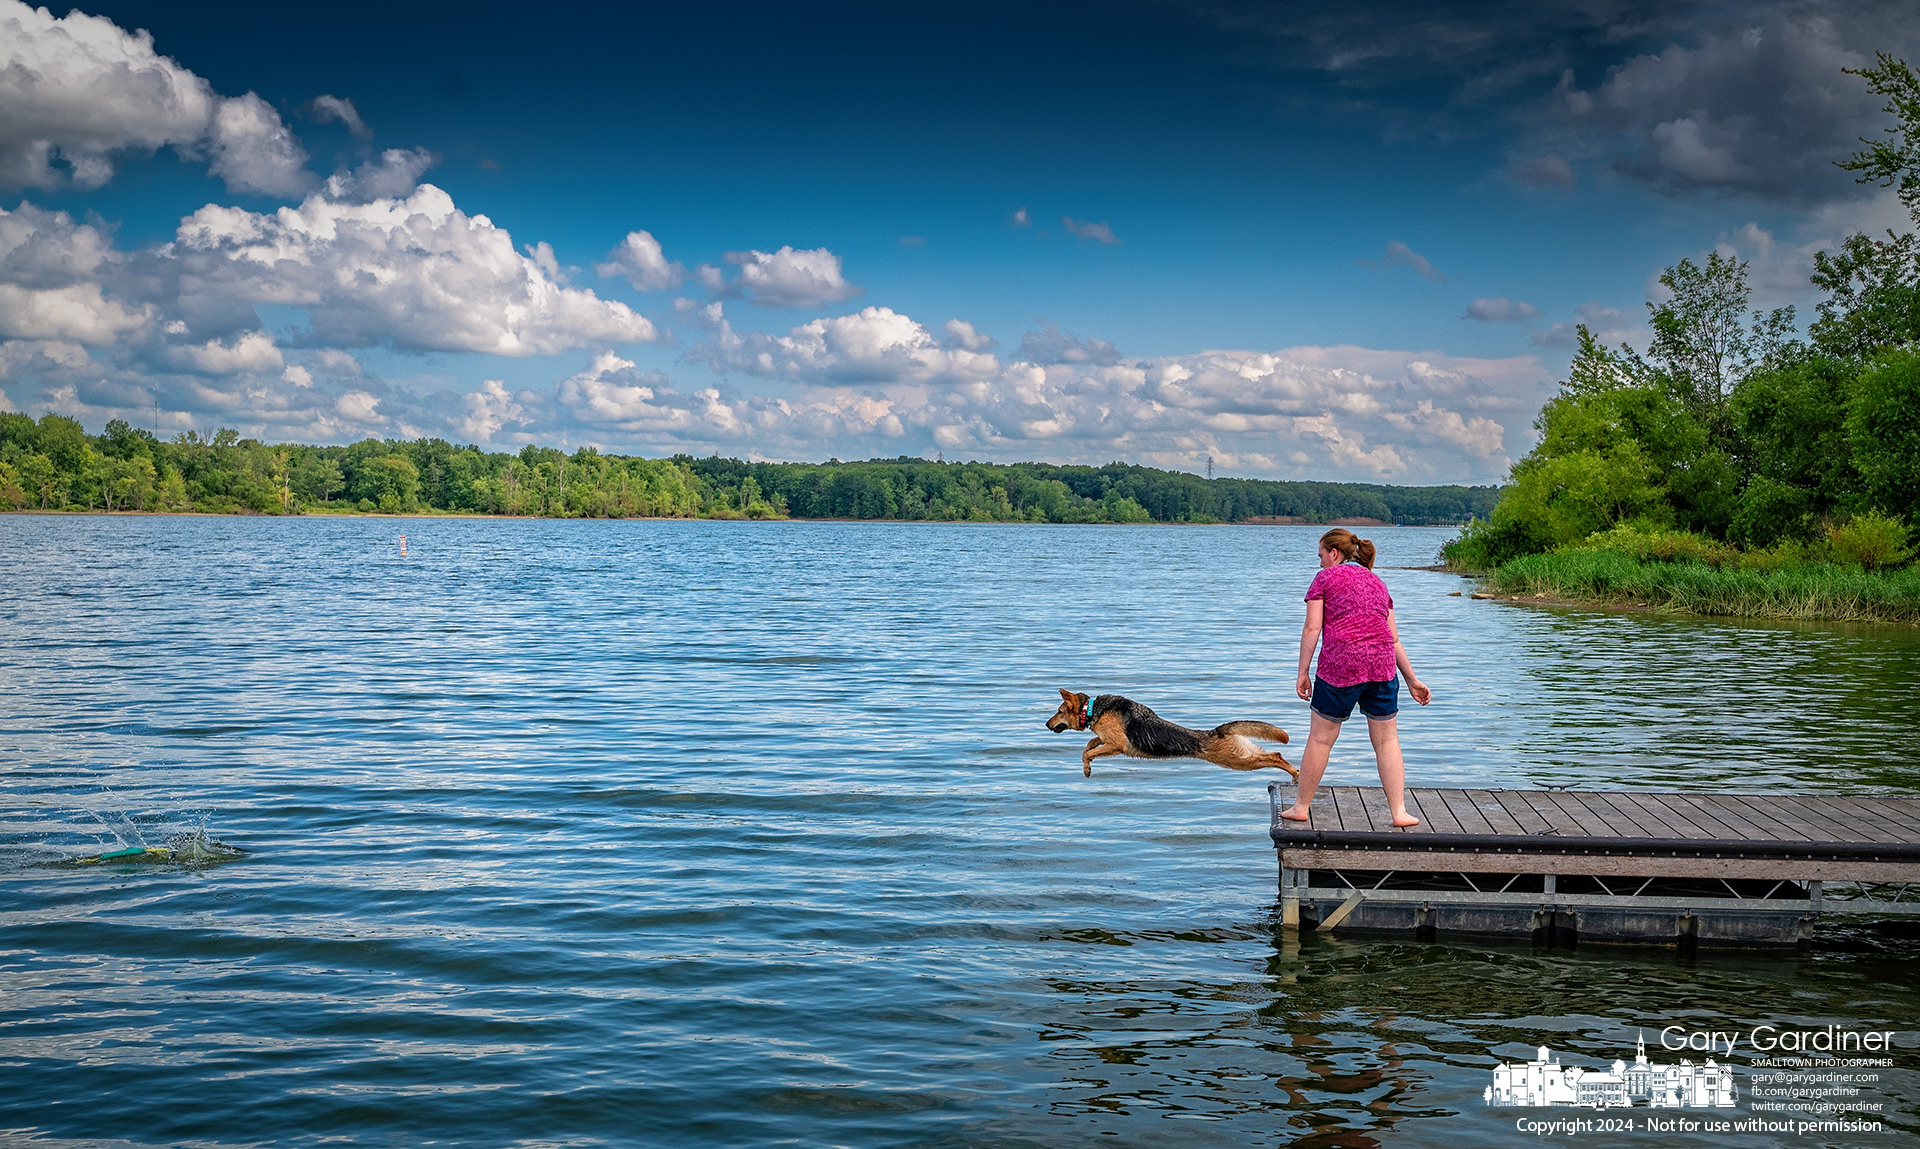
left=1280, top=805, right=1312, bottom=822
left=1389, top=812, right=1420, bottom=827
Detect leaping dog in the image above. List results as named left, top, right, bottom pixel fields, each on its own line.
left=1045, top=689, right=1298, bottom=778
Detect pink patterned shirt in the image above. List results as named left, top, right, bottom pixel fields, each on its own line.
left=1305, top=563, right=1396, bottom=687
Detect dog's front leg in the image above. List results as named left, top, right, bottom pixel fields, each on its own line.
left=1081, top=741, right=1125, bottom=777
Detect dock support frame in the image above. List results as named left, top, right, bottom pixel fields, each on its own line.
left=1275, top=852, right=1920, bottom=944
left=1279, top=862, right=1303, bottom=927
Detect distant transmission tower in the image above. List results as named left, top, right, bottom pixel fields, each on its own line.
left=1206, top=455, right=1214, bottom=480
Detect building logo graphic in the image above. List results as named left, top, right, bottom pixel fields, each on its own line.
left=1487, top=1033, right=1737, bottom=1109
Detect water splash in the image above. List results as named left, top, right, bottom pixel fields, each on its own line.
left=64, top=829, right=246, bottom=867
left=163, top=828, right=246, bottom=863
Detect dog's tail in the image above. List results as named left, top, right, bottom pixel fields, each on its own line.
left=1213, top=720, right=1290, bottom=744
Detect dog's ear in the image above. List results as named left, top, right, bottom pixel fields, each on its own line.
left=1058, top=688, right=1074, bottom=701
left=1071, top=691, right=1088, bottom=706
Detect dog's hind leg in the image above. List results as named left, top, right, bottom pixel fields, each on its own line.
left=1201, top=746, right=1299, bottom=778
left=1214, top=720, right=1290, bottom=745
left=1253, top=752, right=1299, bottom=779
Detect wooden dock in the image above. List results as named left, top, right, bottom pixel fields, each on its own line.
left=1267, top=782, right=1920, bottom=945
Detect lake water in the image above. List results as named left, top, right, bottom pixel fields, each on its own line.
left=3, top=516, right=1917, bottom=1148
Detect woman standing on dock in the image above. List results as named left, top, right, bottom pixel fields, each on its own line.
left=1279, top=528, right=1430, bottom=828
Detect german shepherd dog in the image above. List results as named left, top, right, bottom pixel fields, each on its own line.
left=1045, top=690, right=1298, bottom=778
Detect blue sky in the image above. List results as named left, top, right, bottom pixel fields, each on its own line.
left=2, top=0, right=1915, bottom=482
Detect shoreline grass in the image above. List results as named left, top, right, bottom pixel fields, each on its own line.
left=1485, top=548, right=1920, bottom=624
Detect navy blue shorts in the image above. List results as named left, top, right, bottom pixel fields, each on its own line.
left=1311, top=675, right=1399, bottom=722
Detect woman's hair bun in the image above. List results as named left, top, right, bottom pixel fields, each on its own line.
left=1319, top=528, right=1375, bottom=569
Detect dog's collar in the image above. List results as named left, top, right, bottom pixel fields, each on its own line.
left=1077, top=701, right=1091, bottom=729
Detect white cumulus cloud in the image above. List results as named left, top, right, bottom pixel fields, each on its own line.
left=596, top=230, right=684, bottom=291
left=941, top=319, right=997, bottom=351
left=170, top=331, right=284, bottom=375
left=336, top=389, right=384, bottom=424
left=724, top=245, right=859, bottom=308
left=692, top=305, right=1000, bottom=385
left=0, top=202, right=152, bottom=342
left=171, top=183, right=659, bottom=355
left=0, top=0, right=311, bottom=196
left=206, top=92, right=314, bottom=197
left=0, top=282, right=150, bottom=343
left=458, top=379, right=527, bottom=443
left=323, top=147, right=438, bottom=203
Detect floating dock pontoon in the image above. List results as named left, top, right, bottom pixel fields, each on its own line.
left=1268, top=782, right=1920, bottom=945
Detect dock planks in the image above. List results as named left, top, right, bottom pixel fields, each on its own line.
left=1279, top=786, right=1920, bottom=847
left=1273, top=784, right=1920, bottom=880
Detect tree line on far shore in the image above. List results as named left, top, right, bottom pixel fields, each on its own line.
left=0, top=414, right=1499, bottom=526
left=1447, top=54, right=1920, bottom=578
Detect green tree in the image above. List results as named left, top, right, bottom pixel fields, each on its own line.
left=1847, top=350, right=1920, bottom=521
left=0, top=411, right=35, bottom=455
left=1103, top=492, right=1153, bottom=523
left=1840, top=53, right=1920, bottom=224
left=352, top=455, right=421, bottom=512
left=34, top=414, right=89, bottom=478
left=17, top=453, right=56, bottom=509
left=92, top=454, right=149, bottom=511
left=1643, top=253, right=1797, bottom=436
left=438, top=450, right=482, bottom=510
left=1562, top=324, right=1651, bottom=397
left=1807, top=56, right=1920, bottom=362
left=1808, top=231, right=1920, bottom=358
left=0, top=460, right=24, bottom=509
left=1728, top=356, right=1858, bottom=544
left=99, top=419, right=158, bottom=461
left=292, top=454, right=345, bottom=503
left=155, top=466, right=190, bottom=511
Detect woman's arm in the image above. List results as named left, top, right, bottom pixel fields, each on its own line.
left=1386, top=608, right=1431, bottom=705
left=1296, top=599, right=1324, bottom=700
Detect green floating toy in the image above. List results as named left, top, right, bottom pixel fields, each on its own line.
left=73, top=846, right=174, bottom=864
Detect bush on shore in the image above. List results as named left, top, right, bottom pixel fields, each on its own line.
left=1476, top=521, right=1920, bottom=623
left=1828, top=510, right=1914, bottom=570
